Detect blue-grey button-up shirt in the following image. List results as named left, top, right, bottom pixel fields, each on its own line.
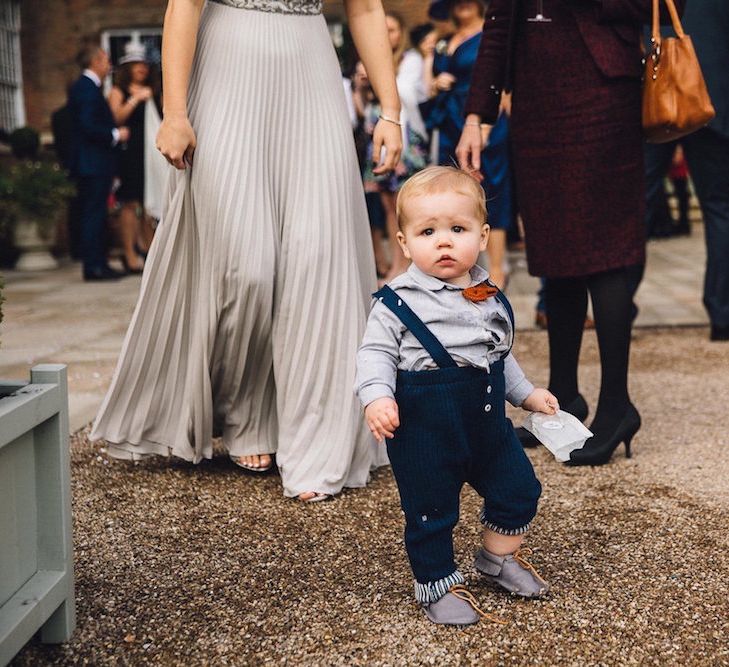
left=355, top=264, right=534, bottom=408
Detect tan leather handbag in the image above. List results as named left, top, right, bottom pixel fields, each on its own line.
left=642, top=0, right=715, bottom=143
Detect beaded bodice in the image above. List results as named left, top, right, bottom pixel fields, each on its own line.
left=208, top=0, right=322, bottom=14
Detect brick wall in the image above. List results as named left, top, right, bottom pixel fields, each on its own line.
left=20, top=0, right=167, bottom=132
left=21, top=0, right=436, bottom=133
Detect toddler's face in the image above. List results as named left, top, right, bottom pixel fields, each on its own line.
left=397, top=191, right=489, bottom=284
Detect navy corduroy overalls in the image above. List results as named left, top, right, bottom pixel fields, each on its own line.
left=373, top=284, right=542, bottom=602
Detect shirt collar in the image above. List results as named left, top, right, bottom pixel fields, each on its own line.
left=83, top=69, right=102, bottom=87
left=406, top=263, right=490, bottom=292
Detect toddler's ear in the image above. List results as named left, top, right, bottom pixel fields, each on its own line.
left=480, top=223, right=490, bottom=250
left=396, top=231, right=411, bottom=259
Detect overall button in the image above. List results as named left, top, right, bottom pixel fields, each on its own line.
left=484, top=404, right=492, bottom=413
left=486, top=386, right=492, bottom=394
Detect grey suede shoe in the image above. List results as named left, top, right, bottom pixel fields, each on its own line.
left=422, top=590, right=481, bottom=626
left=474, top=548, right=550, bottom=598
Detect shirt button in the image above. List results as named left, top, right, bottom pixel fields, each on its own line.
left=484, top=404, right=492, bottom=413
left=487, top=386, right=492, bottom=394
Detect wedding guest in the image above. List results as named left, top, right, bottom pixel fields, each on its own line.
left=68, top=43, right=129, bottom=281
left=407, top=22, right=438, bottom=120
left=667, top=147, right=690, bottom=237
left=364, top=12, right=430, bottom=282
left=457, top=0, right=686, bottom=464
left=425, top=0, right=512, bottom=288
left=92, top=0, right=402, bottom=501
left=108, top=42, right=161, bottom=274
left=52, top=93, right=82, bottom=260
left=356, top=166, right=553, bottom=625
left=642, top=0, right=728, bottom=341
left=352, top=61, right=390, bottom=278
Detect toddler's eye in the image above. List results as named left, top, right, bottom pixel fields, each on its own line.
left=452, top=225, right=464, bottom=233
left=422, top=228, right=434, bottom=236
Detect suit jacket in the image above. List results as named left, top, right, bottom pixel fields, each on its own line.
left=682, top=0, right=729, bottom=138
left=67, top=74, right=118, bottom=178
left=465, top=0, right=687, bottom=123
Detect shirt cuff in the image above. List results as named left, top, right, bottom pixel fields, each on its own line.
left=358, top=384, right=395, bottom=409
left=111, top=128, right=120, bottom=146
left=506, top=378, right=534, bottom=408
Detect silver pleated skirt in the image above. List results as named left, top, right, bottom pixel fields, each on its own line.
left=91, top=1, right=385, bottom=497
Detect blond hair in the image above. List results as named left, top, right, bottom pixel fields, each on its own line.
left=386, top=12, right=408, bottom=70
left=397, top=166, right=487, bottom=229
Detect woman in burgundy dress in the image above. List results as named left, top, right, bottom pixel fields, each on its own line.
left=457, top=0, right=684, bottom=466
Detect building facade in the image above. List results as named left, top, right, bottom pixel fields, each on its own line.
left=12, top=0, right=430, bottom=136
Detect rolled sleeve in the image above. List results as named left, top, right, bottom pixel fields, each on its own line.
left=503, top=353, right=534, bottom=407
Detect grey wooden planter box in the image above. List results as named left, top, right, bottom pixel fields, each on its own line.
left=0, top=365, right=75, bottom=666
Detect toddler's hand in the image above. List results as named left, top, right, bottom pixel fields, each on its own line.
left=365, top=397, right=400, bottom=443
left=522, top=388, right=559, bottom=415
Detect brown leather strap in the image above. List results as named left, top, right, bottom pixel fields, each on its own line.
left=652, top=0, right=685, bottom=49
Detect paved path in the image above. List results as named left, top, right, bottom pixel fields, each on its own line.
left=0, top=226, right=711, bottom=433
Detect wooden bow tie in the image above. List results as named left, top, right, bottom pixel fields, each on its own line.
left=462, top=282, right=499, bottom=303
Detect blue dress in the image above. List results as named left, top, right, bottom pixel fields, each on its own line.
left=428, top=33, right=513, bottom=231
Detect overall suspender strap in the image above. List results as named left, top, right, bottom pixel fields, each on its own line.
left=373, top=286, right=458, bottom=369
left=494, top=287, right=516, bottom=359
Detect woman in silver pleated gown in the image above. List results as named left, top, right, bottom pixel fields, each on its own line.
left=91, top=0, right=402, bottom=500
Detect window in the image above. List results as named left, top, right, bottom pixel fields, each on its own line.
left=0, top=0, right=25, bottom=132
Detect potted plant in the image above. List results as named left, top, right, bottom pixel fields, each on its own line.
left=0, top=128, right=75, bottom=271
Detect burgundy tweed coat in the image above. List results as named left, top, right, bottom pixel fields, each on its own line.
left=464, top=0, right=687, bottom=278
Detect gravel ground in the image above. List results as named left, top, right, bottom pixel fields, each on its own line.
left=13, top=327, right=729, bottom=666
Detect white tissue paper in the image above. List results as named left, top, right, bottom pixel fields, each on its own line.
left=521, top=410, right=593, bottom=462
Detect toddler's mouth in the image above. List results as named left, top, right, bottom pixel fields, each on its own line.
left=437, top=255, right=456, bottom=265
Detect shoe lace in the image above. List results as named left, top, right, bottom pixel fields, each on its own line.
left=448, top=585, right=508, bottom=625
left=513, top=548, right=548, bottom=587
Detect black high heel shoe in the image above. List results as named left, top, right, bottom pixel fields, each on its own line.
left=517, top=394, right=588, bottom=448
left=567, top=403, right=641, bottom=466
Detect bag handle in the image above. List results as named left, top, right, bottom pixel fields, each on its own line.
left=652, top=0, right=685, bottom=50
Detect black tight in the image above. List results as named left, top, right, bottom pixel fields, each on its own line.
left=545, top=265, right=643, bottom=434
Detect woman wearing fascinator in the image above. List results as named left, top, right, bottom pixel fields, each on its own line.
left=108, top=41, right=162, bottom=274
left=92, top=0, right=402, bottom=502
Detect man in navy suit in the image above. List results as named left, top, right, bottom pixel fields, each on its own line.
left=643, top=0, right=729, bottom=341
left=68, top=44, right=130, bottom=281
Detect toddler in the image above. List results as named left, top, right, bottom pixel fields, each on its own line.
left=355, top=166, right=557, bottom=625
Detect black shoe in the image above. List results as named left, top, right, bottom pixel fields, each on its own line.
left=710, top=325, right=729, bottom=341
left=567, top=403, right=641, bottom=466
left=517, top=394, right=589, bottom=448
left=83, top=266, right=125, bottom=281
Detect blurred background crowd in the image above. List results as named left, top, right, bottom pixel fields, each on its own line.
left=0, top=0, right=725, bottom=335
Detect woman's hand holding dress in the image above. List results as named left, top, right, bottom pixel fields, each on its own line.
left=156, top=115, right=197, bottom=170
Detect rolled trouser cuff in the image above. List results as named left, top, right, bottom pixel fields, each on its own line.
left=414, top=570, right=465, bottom=603
left=480, top=506, right=531, bottom=535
